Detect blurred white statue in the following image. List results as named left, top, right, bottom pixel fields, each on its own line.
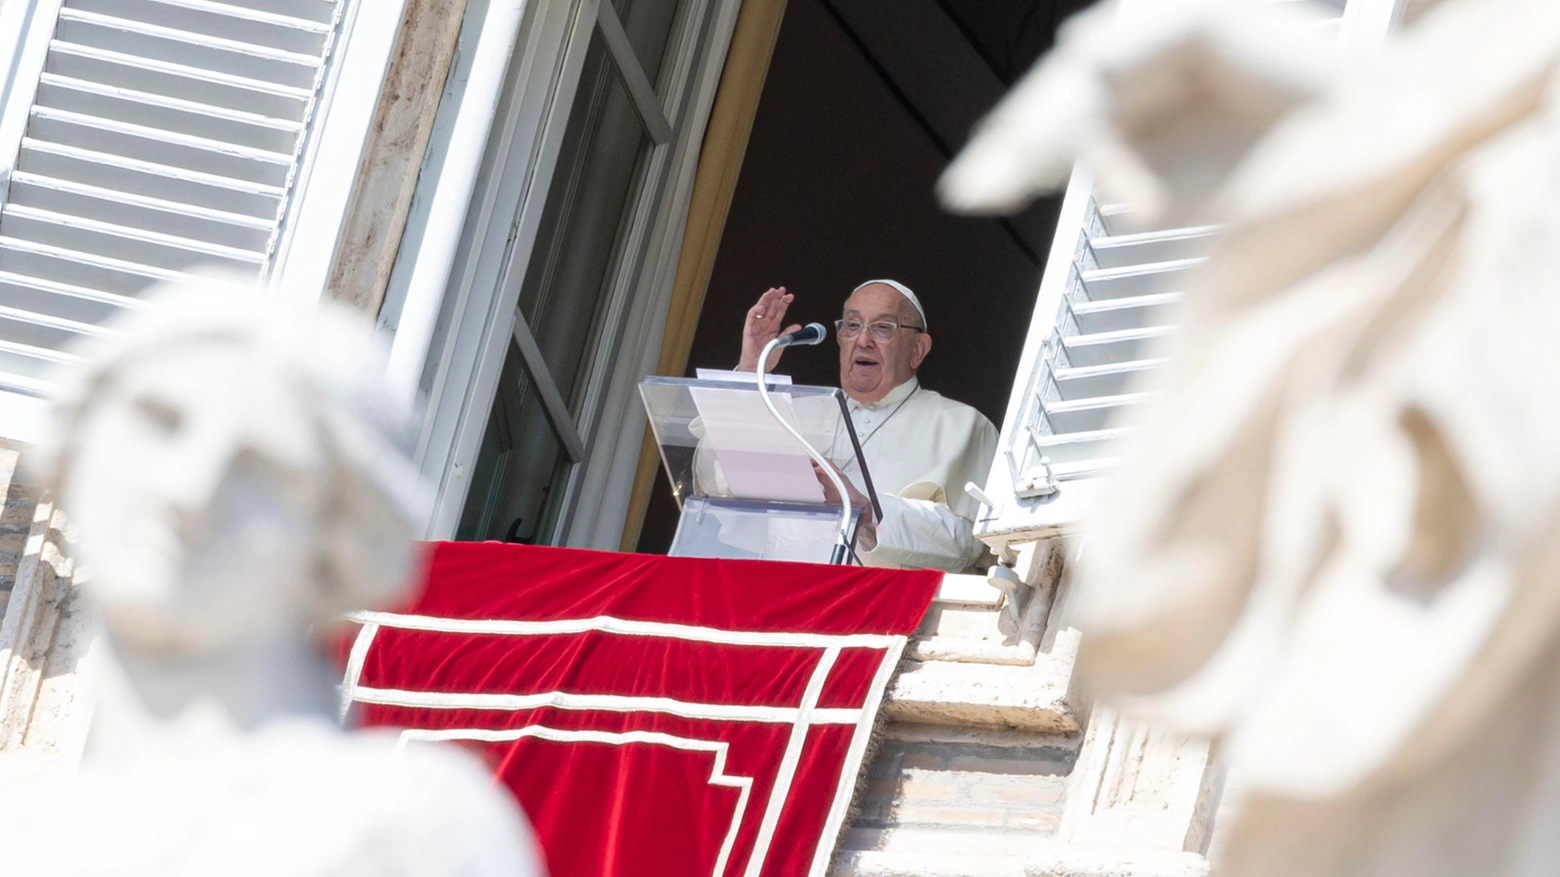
left=945, top=0, right=1560, bottom=874
left=940, top=0, right=1337, bottom=223
left=0, top=281, right=541, bottom=876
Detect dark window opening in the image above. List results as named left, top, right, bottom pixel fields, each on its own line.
left=637, top=0, right=1084, bottom=553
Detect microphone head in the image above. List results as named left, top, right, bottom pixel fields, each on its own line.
left=785, top=322, right=828, bottom=346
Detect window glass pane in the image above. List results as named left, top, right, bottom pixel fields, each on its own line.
left=610, top=0, right=682, bottom=90
left=516, top=30, right=652, bottom=417
left=459, top=2, right=682, bottom=545
left=456, top=342, right=567, bottom=543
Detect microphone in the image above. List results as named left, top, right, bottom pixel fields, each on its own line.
left=776, top=322, right=828, bottom=347
left=754, top=320, right=855, bottom=565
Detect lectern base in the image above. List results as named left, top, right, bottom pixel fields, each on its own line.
left=669, top=496, right=860, bottom=564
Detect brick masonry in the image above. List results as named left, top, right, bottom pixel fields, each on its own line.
left=851, top=722, right=1080, bottom=835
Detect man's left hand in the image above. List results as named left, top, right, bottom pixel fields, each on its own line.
left=811, top=460, right=876, bottom=552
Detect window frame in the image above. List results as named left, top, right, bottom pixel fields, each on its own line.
left=394, top=0, right=743, bottom=542
left=267, top=0, right=411, bottom=305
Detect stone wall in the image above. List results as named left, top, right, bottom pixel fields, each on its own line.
left=0, top=439, right=93, bottom=769
left=0, top=441, right=35, bottom=619
left=855, top=725, right=1076, bottom=836
left=831, top=538, right=1218, bottom=877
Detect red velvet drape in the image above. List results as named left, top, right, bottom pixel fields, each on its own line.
left=350, top=543, right=940, bottom=877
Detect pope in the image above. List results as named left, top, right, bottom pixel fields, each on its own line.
left=737, top=280, right=998, bottom=571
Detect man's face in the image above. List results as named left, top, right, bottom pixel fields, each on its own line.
left=837, top=283, right=932, bottom=404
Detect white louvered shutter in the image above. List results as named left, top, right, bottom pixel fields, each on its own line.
left=1013, top=199, right=1213, bottom=488
left=978, top=188, right=1216, bottom=548
left=0, top=0, right=344, bottom=438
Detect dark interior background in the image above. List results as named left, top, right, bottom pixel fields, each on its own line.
left=638, top=0, right=1092, bottom=553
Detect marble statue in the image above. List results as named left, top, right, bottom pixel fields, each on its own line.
left=0, top=280, right=542, bottom=875
left=943, top=0, right=1560, bottom=874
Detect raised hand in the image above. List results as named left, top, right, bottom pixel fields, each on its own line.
left=738, top=287, right=801, bottom=372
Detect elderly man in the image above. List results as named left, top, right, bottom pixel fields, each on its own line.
left=737, top=280, right=998, bottom=571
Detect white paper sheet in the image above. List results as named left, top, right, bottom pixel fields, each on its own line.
left=694, top=368, right=792, bottom=385
left=688, top=383, right=826, bottom=503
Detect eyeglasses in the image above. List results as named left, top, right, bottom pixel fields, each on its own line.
left=834, top=318, right=925, bottom=342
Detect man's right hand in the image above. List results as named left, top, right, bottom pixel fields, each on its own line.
left=738, top=287, right=801, bottom=372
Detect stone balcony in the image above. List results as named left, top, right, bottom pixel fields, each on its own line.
left=832, top=540, right=1217, bottom=877
left=0, top=440, right=1221, bottom=875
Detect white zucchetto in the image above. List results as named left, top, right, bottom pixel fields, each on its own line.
left=853, top=279, right=927, bottom=330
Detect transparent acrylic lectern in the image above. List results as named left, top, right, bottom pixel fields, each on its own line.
left=640, top=375, right=882, bottom=564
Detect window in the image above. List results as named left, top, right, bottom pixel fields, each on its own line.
left=404, top=0, right=739, bottom=543
left=458, top=12, right=675, bottom=542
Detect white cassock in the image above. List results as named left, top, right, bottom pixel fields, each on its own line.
left=690, top=375, right=997, bottom=570
left=835, top=377, right=998, bottom=572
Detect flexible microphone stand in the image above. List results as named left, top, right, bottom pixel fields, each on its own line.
left=756, top=323, right=855, bottom=565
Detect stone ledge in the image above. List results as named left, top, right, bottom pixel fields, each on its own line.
left=909, top=547, right=1062, bottom=667
left=834, top=848, right=1026, bottom=877
left=835, top=825, right=1042, bottom=876
left=833, top=841, right=1209, bottom=877
left=933, top=573, right=1004, bottom=607
left=882, top=656, right=1079, bottom=733
left=1023, top=849, right=1211, bottom=877
left=906, top=637, right=1036, bottom=666
left=881, top=722, right=1080, bottom=749
left=853, top=728, right=1074, bottom=835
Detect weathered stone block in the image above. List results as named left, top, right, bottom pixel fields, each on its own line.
left=890, top=803, right=1010, bottom=827
left=1005, top=809, right=1063, bottom=832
